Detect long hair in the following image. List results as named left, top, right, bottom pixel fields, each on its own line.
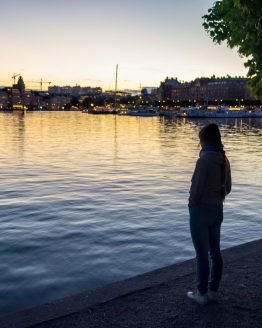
left=199, top=123, right=227, bottom=200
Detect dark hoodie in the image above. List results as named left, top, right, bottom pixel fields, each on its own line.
left=189, top=151, right=231, bottom=207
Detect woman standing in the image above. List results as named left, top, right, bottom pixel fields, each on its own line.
left=187, top=123, right=231, bottom=304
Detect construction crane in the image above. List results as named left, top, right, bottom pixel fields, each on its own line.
left=26, top=78, right=52, bottom=91
left=12, top=73, right=21, bottom=85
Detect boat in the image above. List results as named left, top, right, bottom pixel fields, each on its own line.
left=159, top=108, right=180, bottom=117
left=117, top=108, right=129, bottom=115
left=211, top=107, right=248, bottom=118
left=245, top=107, right=262, bottom=118
left=125, top=107, right=160, bottom=117
left=179, top=107, right=214, bottom=118
left=88, top=106, right=117, bottom=114
left=180, top=106, right=250, bottom=118
left=182, top=107, right=210, bottom=118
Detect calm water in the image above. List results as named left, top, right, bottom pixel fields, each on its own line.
left=0, top=112, right=261, bottom=314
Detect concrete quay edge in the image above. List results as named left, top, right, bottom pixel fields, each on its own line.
left=0, top=238, right=261, bottom=328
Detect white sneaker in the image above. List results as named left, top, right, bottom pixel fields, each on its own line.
left=187, top=290, right=208, bottom=305
left=207, top=290, right=218, bottom=302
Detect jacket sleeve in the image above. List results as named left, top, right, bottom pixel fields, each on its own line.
left=225, top=158, right=232, bottom=195
left=188, top=158, right=208, bottom=207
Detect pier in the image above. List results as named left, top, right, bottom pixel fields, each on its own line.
left=0, top=239, right=261, bottom=328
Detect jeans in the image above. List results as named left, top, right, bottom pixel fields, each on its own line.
left=189, top=203, right=223, bottom=294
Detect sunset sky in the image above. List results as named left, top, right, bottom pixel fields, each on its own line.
left=0, top=0, right=247, bottom=90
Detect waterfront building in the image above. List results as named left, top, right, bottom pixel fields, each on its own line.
left=56, top=95, right=71, bottom=110
left=48, top=86, right=61, bottom=95
left=206, top=78, right=250, bottom=102
left=30, top=92, right=42, bottom=110
left=46, top=95, right=71, bottom=110
left=11, top=87, right=23, bottom=109
left=0, top=88, right=9, bottom=110
left=50, top=96, right=60, bottom=111
left=48, top=85, right=102, bottom=96
left=0, top=76, right=28, bottom=110
left=158, top=76, right=254, bottom=103
left=24, top=90, right=33, bottom=109
left=0, top=81, right=75, bottom=111
left=158, top=78, right=180, bottom=101
left=48, top=86, right=71, bottom=95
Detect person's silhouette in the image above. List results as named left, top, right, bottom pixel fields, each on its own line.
left=187, top=123, right=231, bottom=305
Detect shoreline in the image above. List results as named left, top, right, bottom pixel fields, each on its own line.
left=0, top=238, right=261, bottom=328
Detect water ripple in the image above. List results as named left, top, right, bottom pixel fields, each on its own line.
left=0, top=113, right=261, bottom=314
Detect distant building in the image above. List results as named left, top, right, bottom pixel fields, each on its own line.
left=48, top=86, right=71, bottom=95
left=0, top=76, right=27, bottom=110
left=0, top=88, right=9, bottom=109
left=0, top=76, right=28, bottom=110
left=72, top=85, right=81, bottom=96
left=206, top=78, right=250, bottom=102
left=79, top=87, right=102, bottom=96
left=48, top=85, right=102, bottom=96
left=158, top=78, right=180, bottom=100
left=37, top=93, right=70, bottom=111
left=30, top=91, right=42, bottom=110
left=0, top=81, right=74, bottom=111
left=24, top=90, right=33, bottom=108
left=48, top=86, right=61, bottom=95
left=157, top=76, right=253, bottom=102
left=11, top=87, right=23, bottom=109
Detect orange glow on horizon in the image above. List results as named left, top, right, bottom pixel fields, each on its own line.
left=0, top=1, right=248, bottom=91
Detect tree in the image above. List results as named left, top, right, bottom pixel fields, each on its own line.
left=203, top=0, right=262, bottom=99
left=70, top=96, right=79, bottom=107
left=82, top=97, right=92, bottom=108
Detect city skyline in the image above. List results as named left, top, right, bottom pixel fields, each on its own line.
left=0, top=0, right=247, bottom=90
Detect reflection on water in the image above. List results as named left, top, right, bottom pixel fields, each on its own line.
left=0, top=112, right=261, bottom=314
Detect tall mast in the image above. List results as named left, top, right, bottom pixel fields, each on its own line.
left=114, top=64, right=118, bottom=108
